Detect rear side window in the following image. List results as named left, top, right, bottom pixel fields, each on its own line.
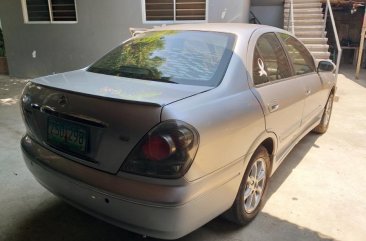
left=278, top=33, right=316, bottom=75
left=88, top=30, right=236, bottom=87
left=253, top=33, right=293, bottom=85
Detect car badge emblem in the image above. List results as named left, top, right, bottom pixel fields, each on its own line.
left=58, top=95, right=68, bottom=107
left=258, top=58, right=268, bottom=77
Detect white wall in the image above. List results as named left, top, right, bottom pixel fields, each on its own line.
left=250, top=5, right=284, bottom=28
left=209, top=0, right=250, bottom=23
left=0, top=0, right=250, bottom=78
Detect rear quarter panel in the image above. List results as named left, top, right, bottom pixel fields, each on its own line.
left=161, top=43, right=266, bottom=181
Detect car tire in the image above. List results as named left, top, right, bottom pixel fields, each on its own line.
left=312, top=92, right=334, bottom=134
left=224, top=146, right=270, bottom=225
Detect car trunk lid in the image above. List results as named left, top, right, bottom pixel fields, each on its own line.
left=31, top=70, right=211, bottom=106
left=21, top=70, right=211, bottom=173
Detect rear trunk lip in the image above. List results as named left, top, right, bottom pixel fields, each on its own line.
left=32, top=82, right=163, bottom=107
left=25, top=78, right=213, bottom=173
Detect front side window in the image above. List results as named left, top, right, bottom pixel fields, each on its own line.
left=22, top=0, right=77, bottom=23
left=278, top=33, right=316, bottom=75
left=88, top=31, right=235, bottom=87
left=253, top=33, right=293, bottom=85
left=143, top=0, right=207, bottom=23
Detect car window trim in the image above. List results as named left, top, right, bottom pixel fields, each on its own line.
left=275, top=32, right=317, bottom=76
left=274, top=32, right=296, bottom=77
left=252, top=32, right=295, bottom=87
left=254, top=70, right=319, bottom=88
left=87, top=30, right=238, bottom=88
left=254, top=74, right=297, bottom=88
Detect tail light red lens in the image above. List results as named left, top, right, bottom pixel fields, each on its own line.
left=121, top=120, right=199, bottom=179
left=142, top=135, right=176, bottom=161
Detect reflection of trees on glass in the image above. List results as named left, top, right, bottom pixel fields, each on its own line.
left=90, top=31, right=176, bottom=81
left=88, top=30, right=236, bottom=87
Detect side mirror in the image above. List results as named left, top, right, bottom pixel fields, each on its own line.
left=318, top=60, right=336, bottom=73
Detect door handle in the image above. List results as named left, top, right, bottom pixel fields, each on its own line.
left=305, top=89, right=311, bottom=96
left=40, top=105, right=56, bottom=114
left=268, top=103, right=280, bottom=113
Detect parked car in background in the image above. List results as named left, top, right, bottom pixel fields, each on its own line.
left=20, top=23, right=336, bottom=240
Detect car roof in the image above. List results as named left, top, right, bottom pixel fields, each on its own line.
left=148, top=23, right=277, bottom=36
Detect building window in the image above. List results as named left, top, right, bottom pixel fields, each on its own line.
left=143, top=0, right=207, bottom=23
left=21, top=0, right=78, bottom=23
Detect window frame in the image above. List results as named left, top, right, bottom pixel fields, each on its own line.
left=21, top=0, right=78, bottom=24
left=276, top=32, right=316, bottom=77
left=252, top=32, right=294, bottom=87
left=87, top=30, right=236, bottom=87
left=141, top=0, right=208, bottom=24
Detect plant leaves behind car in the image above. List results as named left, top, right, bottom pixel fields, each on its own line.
left=89, top=30, right=177, bottom=81
left=0, top=28, right=5, bottom=57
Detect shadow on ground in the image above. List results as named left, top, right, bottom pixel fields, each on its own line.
left=1, top=196, right=333, bottom=241
left=0, top=75, right=29, bottom=106
left=2, top=133, right=334, bottom=241
left=0, top=74, right=335, bottom=240
left=266, top=133, right=320, bottom=199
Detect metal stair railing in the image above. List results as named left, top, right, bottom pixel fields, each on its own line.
left=286, top=0, right=295, bottom=35
left=323, top=0, right=342, bottom=80
left=249, top=10, right=262, bottom=24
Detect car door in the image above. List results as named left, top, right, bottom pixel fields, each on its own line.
left=248, top=31, right=306, bottom=159
left=278, top=33, right=329, bottom=128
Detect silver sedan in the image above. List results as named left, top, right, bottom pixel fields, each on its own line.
left=20, top=23, right=336, bottom=240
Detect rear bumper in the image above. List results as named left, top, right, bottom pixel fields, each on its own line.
left=21, top=135, right=243, bottom=240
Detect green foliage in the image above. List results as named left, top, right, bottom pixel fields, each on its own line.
left=92, top=31, right=177, bottom=80
left=118, top=32, right=167, bottom=79
left=0, top=28, right=5, bottom=57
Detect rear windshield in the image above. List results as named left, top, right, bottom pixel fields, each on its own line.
left=87, top=30, right=236, bottom=87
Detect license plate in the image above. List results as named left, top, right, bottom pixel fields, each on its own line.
left=47, top=117, right=88, bottom=153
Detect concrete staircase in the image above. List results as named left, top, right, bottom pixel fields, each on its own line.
left=284, top=0, right=331, bottom=61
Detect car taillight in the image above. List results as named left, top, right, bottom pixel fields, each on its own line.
left=121, top=120, right=199, bottom=179
left=142, top=135, right=176, bottom=161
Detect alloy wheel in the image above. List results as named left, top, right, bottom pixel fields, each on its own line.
left=243, top=158, right=266, bottom=213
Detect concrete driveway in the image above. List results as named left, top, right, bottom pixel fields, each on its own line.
left=0, top=67, right=365, bottom=241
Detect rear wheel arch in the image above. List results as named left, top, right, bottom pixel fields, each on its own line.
left=261, top=138, right=274, bottom=157
left=244, top=133, right=277, bottom=173
left=221, top=133, right=277, bottom=223
left=330, top=86, right=336, bottom=95
left=224, top=144, right=272, bottom=224
left=260, top=138, right=275, bottom=174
